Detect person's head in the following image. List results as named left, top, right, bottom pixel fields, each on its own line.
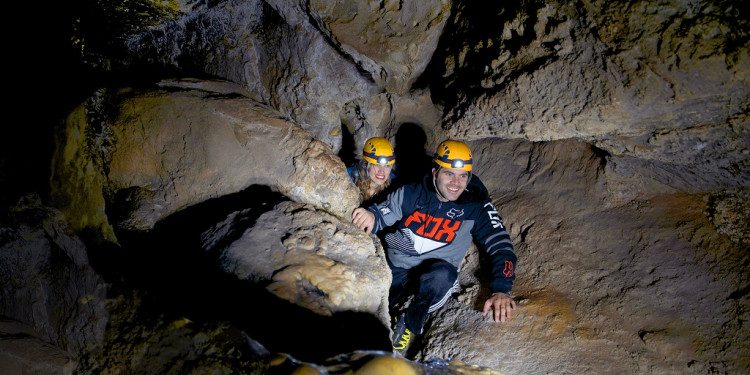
left=432, top=140, right=473, bottom=202
left=362, top=137, right=395, bottom=187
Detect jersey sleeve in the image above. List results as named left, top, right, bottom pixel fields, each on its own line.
left=472, top=199, right=517, bottom=294
left=366, top=186, right=406, bottom=234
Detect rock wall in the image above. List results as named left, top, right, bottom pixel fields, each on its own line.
left=51, top=79, right=360, bottom=237
left=416, top=138, right=750, bottom=373
left=0, top=195, right=107, bottom=365
left=1, top=0, right=748, bottom=374
left=202, top=201, right=391, bottom=322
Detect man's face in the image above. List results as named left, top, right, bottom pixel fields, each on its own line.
left=433, top=167, right=470, bottom=202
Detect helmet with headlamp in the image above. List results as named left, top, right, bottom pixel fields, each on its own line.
left=433, top=140, right=473, bottom=171
left=362, top=137, right=396, bottom=165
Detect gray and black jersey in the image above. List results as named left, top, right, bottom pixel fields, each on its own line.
left=367, top=173, right=517, bottom=295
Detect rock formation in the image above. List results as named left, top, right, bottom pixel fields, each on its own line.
left=0, top=195, right=108, bottom=373
left=202, top=200, right=391, bottom=322
left=50, top=79, right=360, bottom=238
left=1, top=0, right=748, bottom=374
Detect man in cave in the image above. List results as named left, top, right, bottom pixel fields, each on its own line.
left=352, top=139, right=517, bottom=354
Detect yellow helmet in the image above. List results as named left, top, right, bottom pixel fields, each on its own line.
left=433, top=140, right=473, bottom=171
left=362, top=137, right=395, bottom=165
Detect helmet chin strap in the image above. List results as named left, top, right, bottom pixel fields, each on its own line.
left=433, top=176, right=449, bottom=202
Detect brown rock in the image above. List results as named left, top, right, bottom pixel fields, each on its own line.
left=203, top=201, right=391, bottom=324
left=51, top=80, right=360, bottom=235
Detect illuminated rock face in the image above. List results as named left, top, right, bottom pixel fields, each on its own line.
left=202, top=201, right=391, bottom=323
left=51, top=80, right=360, bottom=236
left=2, top=0, right=748, bottom=374
left=414, top=139, right=749, bottom=374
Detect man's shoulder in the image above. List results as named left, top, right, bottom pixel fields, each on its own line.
left=468, top=174, right=489, bottom=192
left=393, top=178, right=426, bottom=194
left=455, top=175, right=490, bottom=205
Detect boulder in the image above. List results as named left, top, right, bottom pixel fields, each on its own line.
left=0, top=194, right=107, bottom=355
left=202, top=201, right=391, bottom=325
left=0, top=318, right=77, bottom=375
left=51, top=80, right=360, bottom=236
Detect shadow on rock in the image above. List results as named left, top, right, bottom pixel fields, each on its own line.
left=393, top=123, right=432, bottom=188
left=91, top=185, right=391, bottom=363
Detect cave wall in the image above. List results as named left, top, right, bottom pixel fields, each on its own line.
left=1, top=0, right=748, bottom=374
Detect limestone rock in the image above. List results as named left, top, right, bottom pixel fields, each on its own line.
left=413, top=138, right=750, bottom=374
left=430, top=1, right=749, bottom=183
left=202, top=201, right=391, bottom=325
left=0, top=318, right=77, bottom=375
left=120, top=0, right=451, bottom=150
left=51, top=80, right=360, bottom=235
left=706, top=188, right=750, bottom=244
left=0, top=195, right=107, bottom=356
left=340, top=89, right=444, bottom=165
left=297, top=0, right=451, bottom=95
left=26, top=0, right=750, bottom=373
left=122, top=0, right=383, bottom=151
left=73, top=291, right=274, bottom=374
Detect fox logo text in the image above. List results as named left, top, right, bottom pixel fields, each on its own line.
left=484, top=202, right=503, bottom=229
left=403, top=211, right=461, bottom=242
left=503, top=260, right=514, bottom=277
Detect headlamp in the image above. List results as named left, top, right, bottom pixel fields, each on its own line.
left=432, top=140, right=473, bottom=171
left=364, top=152, right=394, bottom=165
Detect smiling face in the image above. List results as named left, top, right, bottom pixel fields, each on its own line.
left=367, top=162, right=392, bottom=186
left=433, top=167, right=470, bottom=202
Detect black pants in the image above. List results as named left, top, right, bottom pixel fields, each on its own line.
left=389, top=258, right=458, bottom=334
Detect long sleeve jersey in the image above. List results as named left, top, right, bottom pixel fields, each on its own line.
left=367, top=173, right=517, bottom=294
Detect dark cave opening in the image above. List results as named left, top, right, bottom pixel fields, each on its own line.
left=393, top=123, right=432, bottom=188
left=338, top=123, right=358, bottom=168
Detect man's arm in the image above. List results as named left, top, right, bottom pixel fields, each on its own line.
left=351, top=186, right=406, bottom=234
left=473, top=200, right=518, bottom=322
